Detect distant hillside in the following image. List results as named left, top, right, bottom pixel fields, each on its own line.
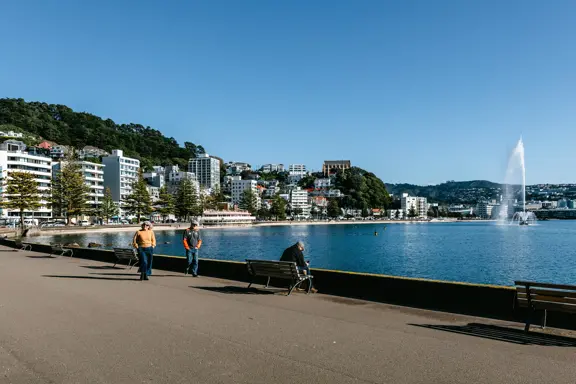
left=0, top=98, right=206, bottom=170
left=386, top=180, right=503, bottom=204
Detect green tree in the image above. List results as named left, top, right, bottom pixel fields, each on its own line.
left=270, top=194, right=287, bottom=220
left=155, top=186, right=174, bottom=221
left=395, top=210, right=400, bottom=219
left=361, top=205, right=369, bottom=218
left=175, top=178, right=200, bottom=221
left=51, top=156, right=90, bottom=224
left=240, top=189, right=259, bottom=215
left=99, top=187, right=119, bottom=223
left=1, top=171, right=43, bottom=230
left=205, top=186, right=225, bottom=210
left=257, top=206, right=271, bottom=220
left=123, top=172, right=152, bottom=222
left=408, top=205, right=418, bottom=218
left=335, top=167, right=391, bottom=210
left=327, top=199, right=340, bottom=218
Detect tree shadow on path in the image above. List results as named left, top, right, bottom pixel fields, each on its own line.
left=43, top=275, right=139, bottom=281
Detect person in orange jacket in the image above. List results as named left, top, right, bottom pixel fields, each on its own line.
left=183, top=221, right=202, bottom=276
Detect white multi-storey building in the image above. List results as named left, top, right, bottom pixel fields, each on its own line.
left=289, top=187, right=310, bottom=218
left=288, top=164, right=306, bottom=176
left=314, top=178, right=331, bottom=189
left=231, top=177, right=261, bottom=209
left=188, top=154, right=220, bottom=190
left=401, top=193, right=427, bottom=218
left=0, top=140, right=52, bottom=220
left=165, top=165, right=199, bottom=195
left=261, top=164, right=284, bottom=173
left=476, top=201, right=496, bottom=219
left=102, top=150, right=140, bottom=217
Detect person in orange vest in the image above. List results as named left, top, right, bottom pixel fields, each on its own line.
left=183, top=221, right=202, bottom=277
left=133, top=221, right=156, bottom=280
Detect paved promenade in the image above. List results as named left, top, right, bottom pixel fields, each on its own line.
left=1, top=246, right=575, bottom=383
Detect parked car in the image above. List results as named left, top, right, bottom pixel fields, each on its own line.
left=78, top=220, right=90, bottom=226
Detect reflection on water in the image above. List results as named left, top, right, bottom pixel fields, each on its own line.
left=34, top=221, right=576, bottom=286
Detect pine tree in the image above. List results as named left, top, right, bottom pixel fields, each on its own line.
left=327, top=199, right=340, bottom=218
left=1, top=171, right=43, bottom=230
left=408, top=205, right=418, bottom=218
left=123, top=171, right=152, bottom=222
left=239, top=189, right=258, bottom=215
left=175, top=178, right=200, bottom=221
left=99, top=187, right=119, bottom=223
left=270, top=193, right=287, bottom=220
left=155, top=186, right=175, bottom=221
left=51, top=157, right=90, bottom=224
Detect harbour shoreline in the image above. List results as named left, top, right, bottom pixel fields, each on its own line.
left=34, top=218, right=495, bottom=236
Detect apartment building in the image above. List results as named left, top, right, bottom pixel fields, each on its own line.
left=52, top=160, right=105, bottom=214
left=102, top=150, right=140, bottom=216
left=188, top=154, right=220, bottom=190
left=231, top=177, right=261, bottom=209
left=165, top=165, right=199, bottom=195
left=401, top=193, right=428, bottom=218
left=289, top=187, right=310, bottom=218
left=0, top=140, right=52, bottom=220
left=261, top=164, right=284, bottom=173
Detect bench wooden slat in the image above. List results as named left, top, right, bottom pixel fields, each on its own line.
left=517, top=299, right=576, bottom=313
left=250, top=266, right=297, bottom=274
left=517, top=287, right=576, bottom=299
left=517, top=294, right=576, bottom=305
left=246, top=259, right=312, bottom=295
left=514, top=281, right=576, bottom=291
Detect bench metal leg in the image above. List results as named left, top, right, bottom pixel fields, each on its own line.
left=541, top=309, right=547, bottom=329
left=288, top=279, right=307, bottom=296
left=265, top=276, right=271, bottom=288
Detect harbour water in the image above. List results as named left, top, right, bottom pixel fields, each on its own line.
left=35, top=221, right=576, bottom=286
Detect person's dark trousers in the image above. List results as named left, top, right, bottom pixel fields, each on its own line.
left=186, top=249, right=199, bottom=276
left=297, top=266, right=313, bottom=290
left=138, top=247, right=154, bottom=278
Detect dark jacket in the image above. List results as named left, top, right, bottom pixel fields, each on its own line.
left=183, top=229, right=202, bottom=250
left=280, top=244, right=306, bottom=267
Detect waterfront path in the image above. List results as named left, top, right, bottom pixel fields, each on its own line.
left=1, top=246, right=576, bottom=383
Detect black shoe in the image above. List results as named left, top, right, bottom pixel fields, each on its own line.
left=144, top=275, right=149, bottom=281
left=140, top=273, right=145, bottom=281
left=192, top=274, right=198, bottom=278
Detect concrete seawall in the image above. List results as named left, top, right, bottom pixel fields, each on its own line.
left=7, top=239, right=576, bottom=331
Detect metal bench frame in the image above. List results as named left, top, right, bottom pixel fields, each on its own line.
left=246, top=259, right=314, bottom=296
left=113, top=248, right=139, bottom=270
left=515, top=280, right=576, bottom=332
left=50, top=244, right=73, bottom=257
left=14, top=239, right=32, bottom=251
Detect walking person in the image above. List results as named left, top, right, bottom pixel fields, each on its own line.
left=183, top=221, right=202, bottom=277
left=133, top=221, right=156, bottom=281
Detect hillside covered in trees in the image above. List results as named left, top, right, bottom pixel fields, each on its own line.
left=386, top=180, right=503, bottom=204
left=0, top=98, right=206, bottom=170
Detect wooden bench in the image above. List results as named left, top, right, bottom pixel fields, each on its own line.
left=246, top=259, right=313, bottom=296
left=113, top=248, right=139, bottom=269
left=50, top=244, right=73, bottom=257
left=14, top=239, right=32, bottom=251
left=515, top=280, right=576, bottom=331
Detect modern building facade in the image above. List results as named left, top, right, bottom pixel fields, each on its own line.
left=476, top=201, right=496, bottom=219
left=401, top=193, right=427, bottom=218
left=102, top=149, right=140, bottom=216
left=231, top=177, right=260, bottom=209
left=261, top=164, right=284, bottom=173
left=323, top=160, right=351, bottom=176
left=165, top=165, right=199, bottom=195
left=289, top=187, right=310, bottom=218
left=288, top=164, right=306, bottom=176
left=143, top=167, right=165, bottom=189
left=0, top=140, right=52, bottom=220
left=188, top=154, right=220, bottom=190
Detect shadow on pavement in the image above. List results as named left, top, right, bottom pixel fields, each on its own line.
left=0, top=249, right=19, bottom=252
left=43, top=275, right=139, bottom=281
left=90, top=272, right=181, bottom=277
left=193, top=286, right=277, bottom=295
left=26, top=255, right=55, bottom=259
left=411, top=323, right=576, bottom=347
left=80, top=265, right=123, bottom=270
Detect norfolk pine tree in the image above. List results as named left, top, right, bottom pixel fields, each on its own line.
left=123, top=171, right=152, bottom=222
left=99, top=187, right=119, bottom=223
left=175, top=178, right=199, bottom=221
left=1, top=171, right=43, bottom=230
left=155, top=186, right=175, bottom=221
left=239, top=189, right=258, bottom=215
left=51, top=156, right=90, bottom=224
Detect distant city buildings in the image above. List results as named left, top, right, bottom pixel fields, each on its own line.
left=323, top=160, right=351, bottom=176
left=188, top=154, right=220, bottom=190
left=225, top=161, right=251, bottom=175
left=476, top=201, right=496, bottom=219
left=165, top=165, right=198, bottom=195
left=289, top=187, right=310, bottom=218
left=0, top=130, right=24, bottom=138
left=231, top=177, right=261, bottom=209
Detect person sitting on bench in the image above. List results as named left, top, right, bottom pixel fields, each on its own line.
left=280, top=241, right=317, bottom=293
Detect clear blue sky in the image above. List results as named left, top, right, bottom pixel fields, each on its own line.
left=1, top=0, right=575, bottom=185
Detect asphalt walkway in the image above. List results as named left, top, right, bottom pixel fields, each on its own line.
left=1, top=246, right=575, bottom=383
